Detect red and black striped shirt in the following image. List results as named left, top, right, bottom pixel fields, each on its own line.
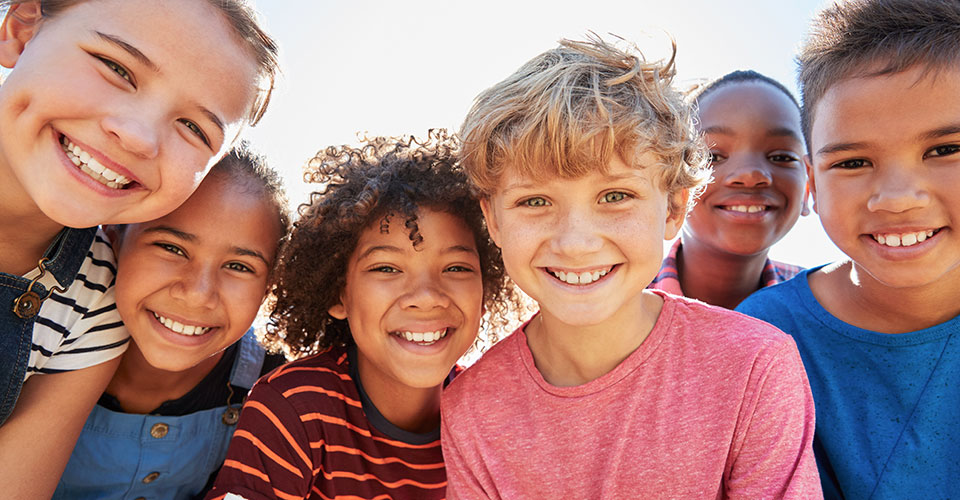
left=206, top=346, right=449, bottom=500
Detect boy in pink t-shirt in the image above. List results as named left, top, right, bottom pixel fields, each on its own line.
left=441, top=36, right=822, bottom=499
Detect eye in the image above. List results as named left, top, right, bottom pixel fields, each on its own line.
left=768, top=153, right=800, bottom=164
left=444, top=264, right=476, bottom=273
left=225, top=262, right=254, bottom=273
left=95, top=55, right=134, bottom=86
left=600, top=191, right=630, bottom=204
left=830, top=158, right=869, bottom=170
left=154, top=242, right=185, bottom=257
left=520, top=196, right=550, bottom=208
left=924, top=144, right=960, bottom=159
left=369, top=265, right=400, bottom=274
left=708, top=151, right=726, bottom=164
left=178, top=119, right=211, bottom=147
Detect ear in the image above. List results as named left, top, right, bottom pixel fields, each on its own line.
left=328, top=298, right=347, bottom=320
left=0, top=2, right=44, bottom=69
left=804, top=154, right=818, bottom=215
left=479, top=197, right=502, bottom=248
left=664, top=188, right=689, bottom=241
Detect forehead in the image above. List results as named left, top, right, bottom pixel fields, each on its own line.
left=496, top=151, right=661, bottom=192
left=810, top=65, right=960, bottom=153
left=699, top=82, right=801, bottom=131
left=59, top=0, right=258, bottom=127
left=355, top=209, right=477, bottom=254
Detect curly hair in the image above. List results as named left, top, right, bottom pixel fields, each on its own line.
left=798, top=0, right=960, bottom=149
left=264, top=130, right=520, bottom=358
left=460, top=34, right=710, bottom=217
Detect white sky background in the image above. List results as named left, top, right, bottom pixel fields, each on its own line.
left=243, top=0, right=846, bottom=268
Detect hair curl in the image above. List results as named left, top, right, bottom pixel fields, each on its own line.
left=460, top=33, right=710, bottom=216
left=798, top=0, right=960, bottom=149
left=264, top=130, right=521, bottom=358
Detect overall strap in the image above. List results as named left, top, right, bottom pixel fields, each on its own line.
left=228, top=328, right=267, bottom=390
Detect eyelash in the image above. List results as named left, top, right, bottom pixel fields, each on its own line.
left=925, top=144, right=960, bottom=159
left=179, top=119, right=210, bottom=147
left=519, top=197, right=549, bottom=208
left=226, top=262, right=253, bottom=273
left=830, top=158, right=869, bottom=170
left=600, top=191, right=631, bottom=204
left=769, top=153, right=800, bottom=164
left=445, top=265, right=475, bottom=273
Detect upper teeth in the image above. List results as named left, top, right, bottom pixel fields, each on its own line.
left=725, top=205, right=766, bottom=213
left=396, top=329, right=447, bottom=345
left=551, top=267, right=610, bottom=285
left=874, top=230, right=935, bottom=247
left=153, top=312, right=211, bottom=336
left=60, top=136, right=131, bottom=189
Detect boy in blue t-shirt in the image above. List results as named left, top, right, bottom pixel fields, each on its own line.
left=737, top=0, right=960, bottom=498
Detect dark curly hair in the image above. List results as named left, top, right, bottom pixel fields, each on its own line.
left=264, top=130, right=520, bottom=358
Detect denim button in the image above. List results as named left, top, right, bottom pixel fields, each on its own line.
left=142, top=471, right=160, bottom=483
left=149, top=423, right=168, bottom=439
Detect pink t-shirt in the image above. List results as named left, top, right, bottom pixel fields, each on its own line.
left=441, top=291, right=821, bottom=499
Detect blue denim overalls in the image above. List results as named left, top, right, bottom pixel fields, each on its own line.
left=53, top=329, right=267, bottom=500
left=0, top=227, right=96, bottom=426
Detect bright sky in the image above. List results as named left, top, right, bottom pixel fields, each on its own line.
left=243, top=0, right=846, bottom=268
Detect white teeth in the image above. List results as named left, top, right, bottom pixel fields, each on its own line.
left=152, top=312, right=211, bottom=336
left=726, top=205, right=766, bottom=213
left=550, top=267, right=610, bottom=285
left=59, top=136, right=131, bottom=189
left=396, top=329, right=448, bottom=345
left=873, top=230, right=937, bottom=248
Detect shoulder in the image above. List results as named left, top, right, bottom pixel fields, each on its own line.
left=737, top=268, right=819, bottom=329
left=444, top=327, right=526, bottom=405
left=257, top=347, right=352, bottom=393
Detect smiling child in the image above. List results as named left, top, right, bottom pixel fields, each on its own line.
left=650, top=70, right=806, bottom=308
left=206, top=132, right=519, bottom=500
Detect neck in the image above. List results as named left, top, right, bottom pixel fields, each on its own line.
left=106, top=342, right=223, bottom=414
left=0, top=194, right=66, bottom=276
left=526, top=290, right=663, bottom=387
left=356, top=354, right=442, bottom=434
left=677, top=238, right=770, bottom=309
left=810, top=260, right=960, bottom=333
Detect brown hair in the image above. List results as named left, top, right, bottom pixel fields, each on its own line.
left=264, top=130, right=521, bottom=359
left=798, top=0, right=960, bottom=147
left=460, top=34, right=709, bottom=216
left=2, top=0, right=279, bottom=125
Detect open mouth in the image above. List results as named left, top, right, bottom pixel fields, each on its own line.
left=391, top=328, right=448, bottom=346
left=547, top=265, right=615, bottom=285
left=719, top=204, right=772, bottom=214
left=872, top=229, right=939, bottom=248
left=59, top=134, right=133, bottom=190
left=152, top=311, right=212, bottom=336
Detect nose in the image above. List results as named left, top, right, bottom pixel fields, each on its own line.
left=170, top=265, right=219, bottom=310
left=101, top=109, right=161, bottom=159
left=722, top=155, right=773, bottom=188
left=867, top=165, right=930, bottom=213
left=398, top=272, right=451, bottom=311
left=549, top=207, right=604, bottom=257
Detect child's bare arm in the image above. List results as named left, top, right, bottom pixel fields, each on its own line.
left=0, top=357, right=120, bottom=500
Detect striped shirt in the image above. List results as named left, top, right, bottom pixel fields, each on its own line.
left=207, top=345, right=450, bottom=500
left=648, top=239, right=802, bottom=297
left=24, top=228, right=128, bottom=379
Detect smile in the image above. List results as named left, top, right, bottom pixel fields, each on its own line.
left=873, top=229, right=938, bottom=248
left=59, top=135, right=132, bottom=189
left=392, top=328, right=448, bottom=346
left=720, top=204, right=770, bottom=213
left=153, top=311, right=212, bottom=336
left=548, top=266, right=613, bottom=285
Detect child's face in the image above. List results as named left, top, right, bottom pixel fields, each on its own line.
left=0, top=0, right=258, bottom=228
left=112, top=174, right=281, bottom=373
left=684, top=82, right=806, bottom=256
left=329, top=209, right=483, bottom=391
left=481, top=153, right=685, bottom=327
left=807, top=64, right=960, bottom=289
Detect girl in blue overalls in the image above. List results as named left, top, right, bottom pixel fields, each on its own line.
left=54, top=145, right=289, bottom=500
left=0, top=0, right=279, bottom=496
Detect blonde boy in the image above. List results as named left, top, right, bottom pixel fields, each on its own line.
left=737, top=0, right=960, bottom=497
left=440, top=37, right=821, bottom=499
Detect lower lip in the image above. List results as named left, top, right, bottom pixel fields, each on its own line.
left=389, top=329, right=454, bottom=354
left=148, top=311, right=217, bottom=347
left=863, top=230, right=942, bottom=261
left=54, top=130, right=137, bottom=198
left=714, top=206, right=775, bottom=222
left=543, top=265, right=618, bottom=290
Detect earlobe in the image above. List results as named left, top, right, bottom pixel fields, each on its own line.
left=479, top=197, right=502, bottom=248
left=0, top=1, right=44, bottom=69
left=328, top=301, right=347, bottom=320
left=664, top=189, right=689, bottom=240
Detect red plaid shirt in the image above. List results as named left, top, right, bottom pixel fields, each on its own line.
left=648, top=240, right=802, bottom=296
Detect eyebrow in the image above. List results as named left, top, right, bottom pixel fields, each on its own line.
left=816, top=141, right=871, bottom=157
left=232, top=246, right=271, bottom=266
left=920, top=124, right=960, bottom=142
left=95, top=31, right=158, bottom=72
left=143, top=225, right=196, bottom=242
left=199, top=106, right=226, bottom=136
left=356, top=243, right=479, bottom=261
left=703, top=125, right=803, bottom=142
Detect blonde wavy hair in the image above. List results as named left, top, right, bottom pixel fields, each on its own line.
left=460, top=34, right=710, bottom=216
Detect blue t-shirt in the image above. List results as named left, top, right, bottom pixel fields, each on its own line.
left=736, top=266, right=960, bottom=500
